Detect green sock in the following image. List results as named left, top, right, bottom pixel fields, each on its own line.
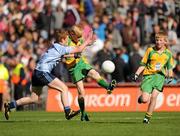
left=144, top=112, right=152, bottom=121
left=78, top=97, right=85, bottom=115
left=97, top=78, right=109, bottom=89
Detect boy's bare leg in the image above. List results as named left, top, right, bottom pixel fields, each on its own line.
left=143, top=89, right=160, bottom=124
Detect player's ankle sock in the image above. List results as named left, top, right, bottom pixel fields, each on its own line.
left=138, top=96, right=143, bottom=104
left=78, top=97, right=85, bottom=115
left=97, top=78, right=109, bottom=89
left=9, top=100, right=17, bottom=109
left=64, top=106, right=71, bottom=115
left=144, top=112, right=152, bottom=121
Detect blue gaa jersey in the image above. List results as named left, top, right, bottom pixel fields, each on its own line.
left=36, top=43, right=73, bottom=72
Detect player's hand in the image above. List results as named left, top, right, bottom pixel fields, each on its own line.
left=131, top=74, right=139, bottom=82
left=85, top=30, right=94, bottom=46
left=74, top=53, right=81, bottom=59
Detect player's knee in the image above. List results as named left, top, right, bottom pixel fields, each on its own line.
left=58, top=85, right=68, bottom=93
left=31, top=93, right=39, bottom=103
left=78, top=93, right=85, bottom=98
left=150, top=95, right=158, bottom=101
left=88, top=69, right=100, bottom=79
left=141, top=96, right=149, bottom=103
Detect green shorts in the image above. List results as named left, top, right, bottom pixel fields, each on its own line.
left=140, top=73, right=165, bottom=94
left=68, top=59, right=93, bottom=83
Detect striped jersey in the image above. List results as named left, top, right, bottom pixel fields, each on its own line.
left=65, top=37, right=87, bottom=68
left=140, top=46, right=174, bottom=75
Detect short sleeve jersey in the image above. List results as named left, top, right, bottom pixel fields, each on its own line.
left=140, top=46, right=174, bottom=75
left=36, top=43, right=73, bottom=72
left=65, top=37, right=88, bottom=68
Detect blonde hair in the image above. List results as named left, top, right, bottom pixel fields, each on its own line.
left=155, top=31, right=168, bottom=39
left=155, top=31, right=168, bottom=48
left=72, top=24, right=83, bottom=38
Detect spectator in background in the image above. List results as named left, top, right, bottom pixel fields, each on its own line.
left=174, top=52, right=180, bottom=83
left=155, top=0, right=169, bottom=24
left=52, top=4, right=65, bottom=31
left=106, top=20, right=123, bottom=49
left=94, top=14, right=109, bottom=42
left=63, top=0, right=81, bottom=28
left=10, top=56, right=27, bottom=111
left=84, top=0, right=94, bottom=24
left=129, top=42, right=143, bottom=75
left=117, top=0, right=129, bottom=17
left=0, top=61, right=10, bottom=111
left=121, top=17, right=137, bottom=53
left=111, top=47, right=126, bottom=82
left=93, top=39, right=113, bottom=68
left=0, top=32, right=8, bottom=55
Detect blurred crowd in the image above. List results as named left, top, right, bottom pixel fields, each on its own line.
left=0, top=0, right=180, bottom=110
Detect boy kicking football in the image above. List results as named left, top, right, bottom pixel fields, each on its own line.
left=64, top=24, right=116, bottom=121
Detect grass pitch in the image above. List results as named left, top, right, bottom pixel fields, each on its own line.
left=0, top=111, right=180, bottom=136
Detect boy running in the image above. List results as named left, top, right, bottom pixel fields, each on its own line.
left=132, top=31, right=174, bottom=124
left=4, top=29, right=94, bottom=120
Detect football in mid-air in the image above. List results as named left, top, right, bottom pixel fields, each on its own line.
left=101, top=60, right=115, bottom=73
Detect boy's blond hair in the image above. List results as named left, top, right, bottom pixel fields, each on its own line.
left=155, top=31, right=168, bottom=47
left=72, top=24, right=83, bottom=38
left=155, top=31, right=168, bottom=39
left=68, top=24, right=83, bottom=44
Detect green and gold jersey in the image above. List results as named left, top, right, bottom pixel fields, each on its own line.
left=65, top=37, right=88, bottom=69
left=140, top=46, right=174, bottom=76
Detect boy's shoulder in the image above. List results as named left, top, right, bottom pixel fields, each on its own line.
left=146, top=44, right=155, bottom=51
left=165, top=48, right=172, bottom=54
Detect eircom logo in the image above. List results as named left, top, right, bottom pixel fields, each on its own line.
left=47, top=87, right=180, bottom=112
left=74, top=94, right=131, bottom=107
left=55, top=93, right=131, bottom=110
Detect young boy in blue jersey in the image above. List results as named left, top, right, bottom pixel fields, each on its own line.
left=4, top=29, right=94, bottom=120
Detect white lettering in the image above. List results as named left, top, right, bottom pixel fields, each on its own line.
left=167, top=94, right=180, bottom=107
left=105, top=95, right=115, bottom=107
left=97, top=94, right=106, bottom=107
left=88, top=95, right=98, bottom=107
left=74, top=94, right=131, bottom=107
left=116, top=94, right=130, bottom=106
left=176, top=94, right=180, bottom=106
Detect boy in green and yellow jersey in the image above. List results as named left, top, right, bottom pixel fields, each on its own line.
left=132, top=31, right=174, bottom=124
left=64, top=25, right=116, bottom=121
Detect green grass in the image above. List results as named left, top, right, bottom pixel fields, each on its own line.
left=0, top=111, right=180, bottom=136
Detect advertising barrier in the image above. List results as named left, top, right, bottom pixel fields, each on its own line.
left=46, top=84, right=180, bottom=112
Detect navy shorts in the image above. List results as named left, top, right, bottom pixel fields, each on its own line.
left=32, top=70, right=56, bottom=86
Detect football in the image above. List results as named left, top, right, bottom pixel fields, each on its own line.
left=101, top=60, right=115, bottom=73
